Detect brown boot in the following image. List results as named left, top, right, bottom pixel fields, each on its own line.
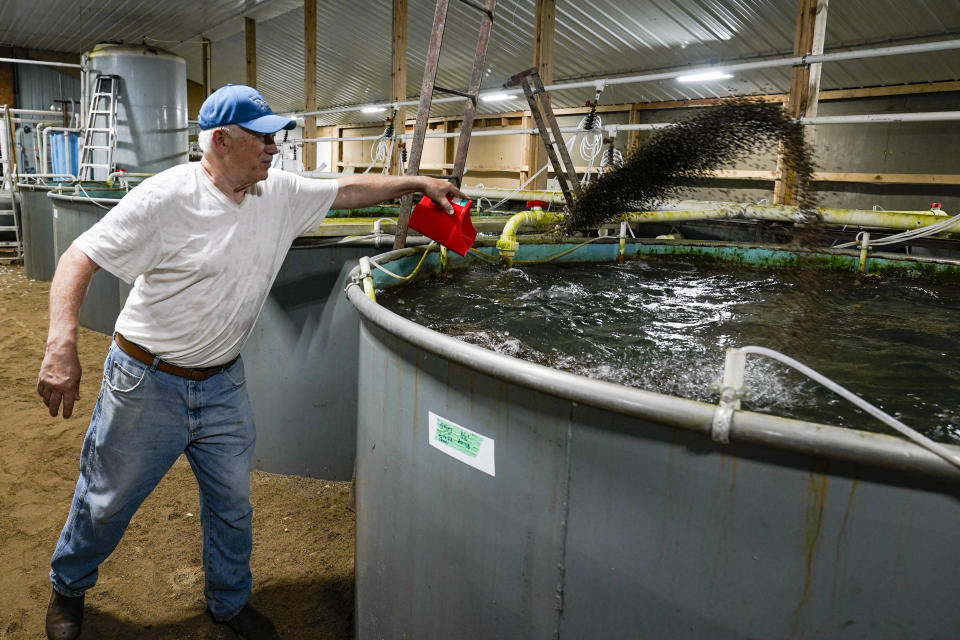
left=45, top=589, right=84, bottom=640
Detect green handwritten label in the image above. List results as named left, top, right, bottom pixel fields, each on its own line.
left=435, top=419, right=483, bottom=458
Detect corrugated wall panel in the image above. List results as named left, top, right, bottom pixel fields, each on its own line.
left=15, top=64, right=80, bottom=113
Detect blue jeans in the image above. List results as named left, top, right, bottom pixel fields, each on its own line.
left=50, top=342, right=256, bottom=621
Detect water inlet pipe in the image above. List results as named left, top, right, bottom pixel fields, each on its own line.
left=358, top=256, right=377, bottom=302
left=857, top=232, right=871, bottom=276
left=715, top=346, right=960, bottom=471
left=618, top=222, right=628, bottom=263
left=496, top=209, right=564, bottom=268
left=439, top=245, right=449, bottom=280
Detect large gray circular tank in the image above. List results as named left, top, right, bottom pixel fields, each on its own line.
left=346, top=243, right=960, bottom=640
left=87, top=43, right=187, bottom=178
left=18, top=181, right=58, bottom=281
left=48, top=189, right=127, bottom=334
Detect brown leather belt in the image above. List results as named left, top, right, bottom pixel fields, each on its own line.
left=114, top=333, right=238, bottom=381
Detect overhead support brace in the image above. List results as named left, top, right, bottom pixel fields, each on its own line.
left=393, top=0, right=498, bottom=250
left=505, top=67, right=581, bottom=207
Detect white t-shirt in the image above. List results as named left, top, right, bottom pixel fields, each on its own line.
left=73, top=163, right=339, bottom=367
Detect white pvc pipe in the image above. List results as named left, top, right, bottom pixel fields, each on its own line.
left=0, top=57, right=81, bottom=69
left=5, top=107, right=65, bottom=117
left=18, top=173, right=77, bottom=180
left=297, top=38, right=960, bottom=118
left=800, top=111, right=960, bottom=125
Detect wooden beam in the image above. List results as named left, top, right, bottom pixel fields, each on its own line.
left=303, top=0, right=317, bottom=171
left=812, top=172, right=960, bottom=185
left=633, top=95, right=788, bottom=110
left=0, top=60, right=13, bottom=109
left=187, top=79, right=205, bottom=123
left=805, top=1, right=829, bottom=119
left=820, top=81, right=960, bottom=101
left=627, top=103, right=642, bottom=150
left=202, top=38, right=212, bottom=97
left=617, top=79, right=960, bottom=112
left=391, top=0, right=407, bottom=176
left=528, top=0, right=556, bottom=190
left=245, top=17, right=257, bottom=88
left=774, top=0, right=820, bottom=205
left=443, top=120, right=456, bottom=176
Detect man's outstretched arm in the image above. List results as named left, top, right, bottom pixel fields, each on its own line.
left=37, top=245, right=100, bottom=419
left=333, top=174, right=466, bottom=214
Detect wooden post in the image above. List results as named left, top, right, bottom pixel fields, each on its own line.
left=627, top=103, right=642, bottom=151
left=774, top=0, right=827, bottom=204
left=444, top=120, right=457, bottom=176
left=527, top=0, right=555, bottom=190
left=519, top=113, right=533, bottom=184
left=0, top=58, right=14, bottom=110
left=303, top=0, right=317, bottom=172
left=805, top=0, right=829, bottom=120
left=245, top=17, right=257, bottom=89
left=390, top=0, right=407, bottom=176
left=4, top=105, right=17, bottom=180
left=202, top=38, right=212, bottom=97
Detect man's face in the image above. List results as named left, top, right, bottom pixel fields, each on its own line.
left=222, top=126, right=278, bottom=185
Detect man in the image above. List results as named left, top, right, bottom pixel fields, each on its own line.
left=37, top=84, right=464, bottom=640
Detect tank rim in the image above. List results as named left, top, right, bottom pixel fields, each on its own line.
left=346, top=246, right=960, bottom=481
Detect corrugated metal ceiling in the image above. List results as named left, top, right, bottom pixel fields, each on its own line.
left=1, top=0, right=959, bottom=124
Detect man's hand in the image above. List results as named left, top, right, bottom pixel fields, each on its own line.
left=420, top=177, right=468, bottom=215
left=37, top=244, right=99, bottom=420
left=38, top=342, right=82, bottom=418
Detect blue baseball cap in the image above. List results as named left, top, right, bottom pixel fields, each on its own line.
left=198, top=84, right=295, bottom=133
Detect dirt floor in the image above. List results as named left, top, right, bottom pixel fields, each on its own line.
left=0, top=263, right=355, bottom=639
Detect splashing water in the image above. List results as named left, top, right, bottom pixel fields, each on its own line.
left=379, top=261, right=960, bottom=444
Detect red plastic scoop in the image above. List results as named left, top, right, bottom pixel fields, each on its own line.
left=408, top=195, right=477, bottom=256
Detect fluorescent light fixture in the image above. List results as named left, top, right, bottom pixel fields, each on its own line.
left=677, top=71, right=733, bottom=83
left=481, top=92, right=519, bottom=102
left=361, top=105, right=387, bottom=113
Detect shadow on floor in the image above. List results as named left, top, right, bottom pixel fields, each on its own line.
left=80, top=576, right=353, bottom=640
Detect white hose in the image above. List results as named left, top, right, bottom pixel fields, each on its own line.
left=73, top=182, right=114, bottom=210
left=737, top=346, right=960, bottom=470
left=573, top=113, right=603, bottom=187
left=834, top=209, right=960, bottom=249
left=485, top=121, right=602, bottom=212
left=364, top=134, right=395, bottom=175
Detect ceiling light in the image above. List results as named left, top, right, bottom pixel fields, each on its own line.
left=361, top=105, right=387, bottom=113
left=677, top=71, right=733, bottom=83
left=481, top=92, right=519, bottom=102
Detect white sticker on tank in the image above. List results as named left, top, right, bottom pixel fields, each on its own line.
left=428, top=411, right=495, bottom=477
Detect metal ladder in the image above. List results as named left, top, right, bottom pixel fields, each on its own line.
left=505, top=67, right=581, bottom=207
left=393, top=0, right=498, bottom=249
left=0, top=187, right=21, bottom=261
left=0, top=105, right=22, bottom=261
left=78, top=74, right=119, bottom=181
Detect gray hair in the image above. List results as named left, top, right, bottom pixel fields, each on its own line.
left=197, top=124, right=240, bottom=153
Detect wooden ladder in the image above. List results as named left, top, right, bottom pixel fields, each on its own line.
left=78, top=74, right=119, bottom=181
left=505, top=67, right=581, bottom=207
left=393, top=0, right=498, bottom=249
